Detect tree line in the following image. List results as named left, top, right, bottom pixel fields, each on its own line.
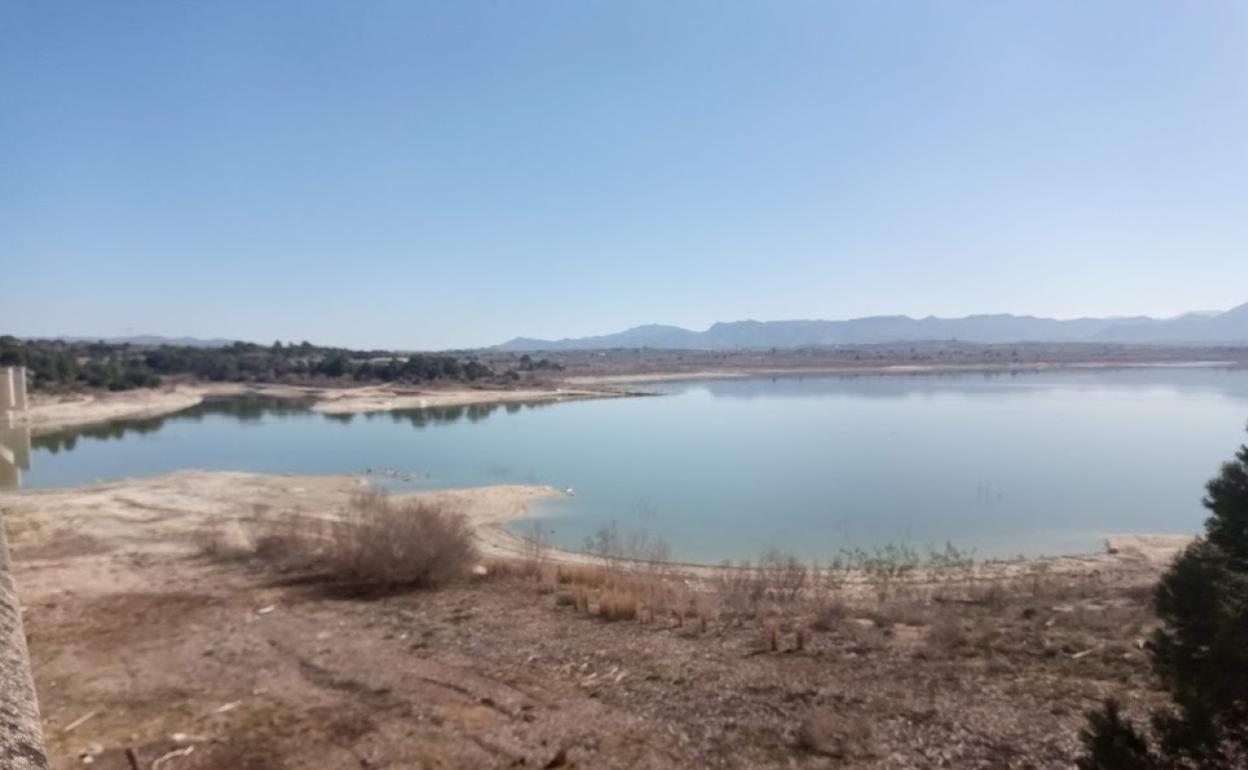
left=0, top=336, right=559, bottom=392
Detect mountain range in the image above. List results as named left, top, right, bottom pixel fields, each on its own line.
left=497, top=303, right=1248, bottom=351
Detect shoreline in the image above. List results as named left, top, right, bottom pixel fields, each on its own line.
left=15, top=358, right=1240, bottom=435
left=14, top=356, right=1243, bottom=434
left=17, top=381, right=628, bottom=436
left=2, top=470, right=1192, bottom=581
left=9, top=478, right=1179, bottom=769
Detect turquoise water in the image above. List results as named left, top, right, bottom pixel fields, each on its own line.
left=14, top=367, right=1248, bottom=562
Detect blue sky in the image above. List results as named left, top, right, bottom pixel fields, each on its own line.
left=3, top=2, right=1247, bottom=350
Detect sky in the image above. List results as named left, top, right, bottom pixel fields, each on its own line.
left=3, top=2, right=1248, bottom=350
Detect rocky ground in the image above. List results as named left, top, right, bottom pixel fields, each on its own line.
left=2, top=473, right=1179, bottom=770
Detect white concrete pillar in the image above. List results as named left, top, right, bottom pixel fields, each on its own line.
left=12, top=367, right=26, bottom=411
left=0, top=368, right=12, bottom=411
left=0, top=368, right=27, bottom=413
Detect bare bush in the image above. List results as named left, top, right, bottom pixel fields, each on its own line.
left=583, top=521, right=673, bottom=575
left=517, top=521, right=552, bottom=580
left=759, top=548, right=808, bottom=602
left=713, top=559, right=765, bottom=617
left=324, top=492, right=476, bottom=588
left=237, top=491, right=476, bottom=590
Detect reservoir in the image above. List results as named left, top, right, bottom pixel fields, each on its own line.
left=13, top=366, right=1248, bottom=562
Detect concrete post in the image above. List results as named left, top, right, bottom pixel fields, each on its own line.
left=12, top=366, right=27, bottom=412
left=1, top=367, right=29, bottom=413
left=1, top=368, right=12, bottom=411
left=0, top=510, right=48, bottom=769
left=0, top=421, right=29, bottom=491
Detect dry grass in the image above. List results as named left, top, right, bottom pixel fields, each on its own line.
left=598, top=588, right=639, bottom=622
left=796, top=710, right=877, bottom=759
left=555, top=563, right=608, bottom=588
left=924, top=614, right=968, bottom=657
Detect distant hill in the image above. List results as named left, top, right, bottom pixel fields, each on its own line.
left=497, top=303, right=1248, bottom=351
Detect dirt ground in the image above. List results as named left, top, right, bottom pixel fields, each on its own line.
left=0, top=472, right=1188, bottom=770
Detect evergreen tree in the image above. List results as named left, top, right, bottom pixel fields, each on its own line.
left=1079, top=428, right=1248, bottom=769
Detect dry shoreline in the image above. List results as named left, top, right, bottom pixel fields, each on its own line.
left=18, top=382, right=627, bottom=436
left=1, top=470, right=1192, bottom=580
left=1, top=469, right=1196, bottom=769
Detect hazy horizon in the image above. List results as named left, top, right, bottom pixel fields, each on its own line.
left=6, top=2, right=1248, bottom=348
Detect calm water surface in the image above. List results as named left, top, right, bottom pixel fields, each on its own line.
left=11, top=367, right=1248, bottom=561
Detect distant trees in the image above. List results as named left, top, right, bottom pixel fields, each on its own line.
left=517, top=354, right=563, bottom=372
left=0, top=337, right=515, bottom=392
left=1078, top=428, right=1248, bottom=769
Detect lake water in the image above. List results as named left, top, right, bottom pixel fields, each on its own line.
left=8, top=367, right=1248, bottom=562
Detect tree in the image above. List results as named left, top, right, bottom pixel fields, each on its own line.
left=1079, top=428, right=1248, bottom=770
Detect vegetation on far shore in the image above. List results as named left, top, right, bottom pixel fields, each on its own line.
left=0, top=335, right=561, bottom=392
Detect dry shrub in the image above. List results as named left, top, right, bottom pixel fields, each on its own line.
left=796, top=711, right=876, bottom=759
left=325, top=492, right=476, bottom=588
left=599, top=588, right=638, bottom=622
left=759, top=548, right=808, bottom=602
left=556, top=564, right=608, bottom=588
left=478, top=558, right=525, bottom=581
left=810, top=599, right=848, bottom=632
left=237, top=492, right=476, bottom=591
left=965, top=580, right=1009, bottom=608
left=760, top=620, right=780, bottom=652
left=583, top=521, right=673, bottom=574
left=714, top=559, right=764, bottom=614
left=925, top=614, right=968, bottom=656
left=690, top=595, right=716, bottom=632
left=517, top=521, right=551, bottom=580
left=795, top=624, right=810, bottom=651
left=869, top=598, right=931, bottom=628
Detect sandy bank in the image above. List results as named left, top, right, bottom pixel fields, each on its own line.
left=0, top=470, right=561, bottom=571
left=306, top=384, right=625, bottom=415
left=18, top=381, right=624, bottom=436
left=22, top=387, right=210, bottom=436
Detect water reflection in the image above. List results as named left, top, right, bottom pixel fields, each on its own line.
left=30, top=394, right=558, bottom=457
left=31, top=395, right=318, bottom=454
left=385, top=400, right=552, bottom=428
left=681, top=365, right=1248, bottom=401
left=0, top=417, right=31, bottom=491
